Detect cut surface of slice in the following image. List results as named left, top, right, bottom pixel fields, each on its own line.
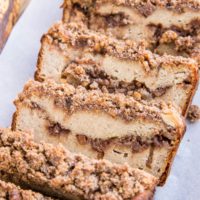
left=12, top=80, right=185, bottom=185
left=62, top=0, right=200, bottom=65
left=0, top=128, right=158, bottom=200
left=0, top=180, right=53, bottom=200
left=35, top=22, right=199, bottom=116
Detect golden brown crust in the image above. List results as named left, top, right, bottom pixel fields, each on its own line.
left=179, top=65, right=199, bottom=117
left=158, top=136, right=183, bottom=185
left=0, top=180, right=53, bottom=200
left=0, top=128, right=158, bottom=200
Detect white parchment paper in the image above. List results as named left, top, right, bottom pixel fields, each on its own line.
left=0, top=1, right=199, bottom=199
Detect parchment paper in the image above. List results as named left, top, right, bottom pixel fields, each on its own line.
left=0, top=1, right=199, bottom=199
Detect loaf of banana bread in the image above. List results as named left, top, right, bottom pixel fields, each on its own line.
left=12, top=80, right=185, bottom=185
left=62, top=0, right=200, bottom=65
left=35, top=22, right=199, bottom=116
left=0, top=128, right=158, bottom=200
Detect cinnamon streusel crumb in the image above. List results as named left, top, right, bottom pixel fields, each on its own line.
left=187, top=105, right=200, bottom=123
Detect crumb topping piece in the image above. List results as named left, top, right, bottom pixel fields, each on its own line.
left=187, top=105, right=200, bottom=123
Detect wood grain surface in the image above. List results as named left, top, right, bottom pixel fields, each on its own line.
left=0, top=0, right=30, bottom=53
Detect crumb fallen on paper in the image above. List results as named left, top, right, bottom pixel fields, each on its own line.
left=187, top=105, right=200, bottom=123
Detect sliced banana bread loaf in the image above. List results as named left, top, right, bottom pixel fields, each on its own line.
left=12, top=80, right=185, bottom=185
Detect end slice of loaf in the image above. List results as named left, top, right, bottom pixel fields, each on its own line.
left=63, top=0, right=200, bottom=65
left=0, top=128, right=158, bottom=200
left=0, top=180, right=53, bottom=200
left=35, top=22, right=199, bottom=116
left=12, top=80, right=185, bottom=185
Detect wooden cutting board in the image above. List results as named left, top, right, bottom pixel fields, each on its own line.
left=0, top=0, right=30, bottom=53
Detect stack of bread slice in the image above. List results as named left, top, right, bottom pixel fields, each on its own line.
left=0, top=180, right=53, bottom=200
left=0, top=0, right=199, bottom=199
left=35, top=22, right=198, bottom=116
left=13, top=80, right=185, bottom=185
left=62, top=0, right=200, bottom=66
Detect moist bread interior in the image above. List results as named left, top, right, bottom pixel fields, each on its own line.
left=13, top=81, right=185, bottom=184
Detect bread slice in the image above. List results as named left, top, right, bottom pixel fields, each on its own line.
left=0, top=180, right=53, bottom=200
left=35, top=22, right=198, bottom=117
left=0, top=128, right=158, bottom=200
left=62, top=0, right=200, bottom=65
left=12, top=80, right=185, bottom=185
